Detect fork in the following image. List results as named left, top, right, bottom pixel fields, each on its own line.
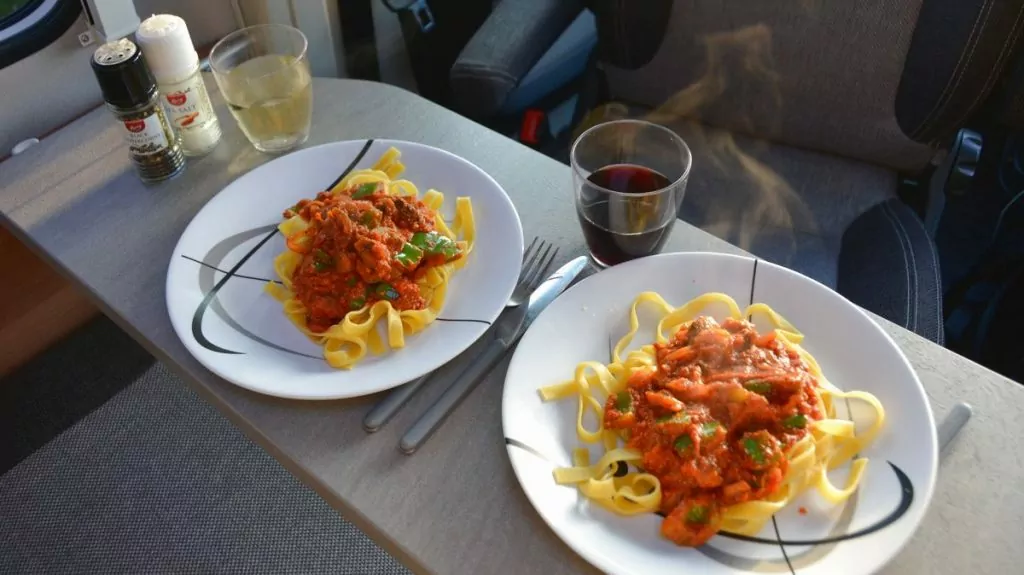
left=362, top=236, right=552, bottom=432
left=398, top=242, right=559, bottom=452
left=507, top=236, right=553, bottom=308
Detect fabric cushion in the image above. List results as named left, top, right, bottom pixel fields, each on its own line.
left=896, top=0, right=1024, bottom=143
left=599, top=0, right=935, bottom=171
left=838, top=199, right=945, bottom=345
left=450, top=0, right=584, bottom=118
left=640, top=119, right=897, bottom=288
left=497, top=10, right=597, bottom=115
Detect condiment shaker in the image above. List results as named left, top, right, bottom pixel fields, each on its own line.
left=91, top=38, right=186, bottom=183
left=136, top=14, right=222, bottom=156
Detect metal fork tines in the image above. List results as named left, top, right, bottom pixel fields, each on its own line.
left=506, top=237, right=553, bottom=307
left=362, top=236, right=549, bottom=433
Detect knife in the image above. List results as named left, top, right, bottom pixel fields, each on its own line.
left=398, top=256, right=590, bottom=453
left=363, top=373, right=434, bottom=432
left=364, top=253, right=588, bottom=433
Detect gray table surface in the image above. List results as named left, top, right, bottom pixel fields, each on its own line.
left=2, top=77, right=1022, bottom=575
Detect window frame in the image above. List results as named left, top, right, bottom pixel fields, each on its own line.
left=1, top=0, right=46, bottom=29
left=0, top=0, right=81, bottom=69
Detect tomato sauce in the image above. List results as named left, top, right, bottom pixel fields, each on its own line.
left=283, top=182, right=462, bottom=333
left=603, top=316, right=822, bottom=546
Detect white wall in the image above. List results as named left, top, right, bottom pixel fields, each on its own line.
left=0, top=0, right=236, bottom=155
left=233, top=0, right=416, bottom=90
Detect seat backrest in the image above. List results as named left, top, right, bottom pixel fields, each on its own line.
left=592, top=0, right=1024, bottom=172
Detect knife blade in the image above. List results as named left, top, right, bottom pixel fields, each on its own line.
left=398, top=256, right=590, bottom=453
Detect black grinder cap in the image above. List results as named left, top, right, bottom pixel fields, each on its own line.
left=91, top=38, right=158, bottom=109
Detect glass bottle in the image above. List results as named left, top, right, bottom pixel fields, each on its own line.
left=136, top=14, right=222, bottom=156
left=91, top=38, right=186, bottom=183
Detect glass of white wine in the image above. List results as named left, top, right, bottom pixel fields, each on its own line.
left=210, top=24, right=313, bottom=153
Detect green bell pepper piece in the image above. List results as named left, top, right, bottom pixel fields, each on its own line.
left=674, top=435, right=694, bottom=454
left=374, top=282, right=400, bottom=301
left=410, top=231, right=460, bottom=259
left=394, top=242, right=424, bottom=267
left=312, top=249, right=333, bottom=272
left=743, top=380, right=772, bottom=395
left=615, top=391, right=633, bottom=413
left=351, top=182, right=378, bottom=199
left=743, top=437, right=766, bottom=465
left=700, top=421, right=720, bottom=437
left=656, top=412, right=691, bottom=425
left=783, top=414, right=808, bottom=429
left=686, top=504, right=709, bottom=524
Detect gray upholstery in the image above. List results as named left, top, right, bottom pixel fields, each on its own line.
left=600, top=0, right=935, bottom=171
left=671, top=121, right=896, bottom=287
left=839, top=199, right=945, bottom=345
left=450, top=0, right=584, bottom=118
left=896, top=0, right=1024, bottom=143
left=0, top=363, right=409, bottom=575
left=497, top=10, right=597, bottom=115
left=584, top=0, right=990, bottom=339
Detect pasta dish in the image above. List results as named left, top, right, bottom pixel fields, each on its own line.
left=267, top=147, right=475, bottom=368
left=539, top=292, right=885, bottom=547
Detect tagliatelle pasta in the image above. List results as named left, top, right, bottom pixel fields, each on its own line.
left=266, top=146, right=475, bottom=369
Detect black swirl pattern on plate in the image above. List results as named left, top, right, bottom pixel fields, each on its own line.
left=504, top=438, right=913, bottom=574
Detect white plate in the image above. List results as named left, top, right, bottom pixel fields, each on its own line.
left=167, top=139, right=523, bottom=399
left=503, top=252, right=937, bottom=575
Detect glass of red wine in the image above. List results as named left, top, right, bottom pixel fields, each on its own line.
left=571, top=119, right=692, bottom=267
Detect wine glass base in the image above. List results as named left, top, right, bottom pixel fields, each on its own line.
left=588, top=253, right=613, bottom=269
left=251, top=132, right=310, bottom=154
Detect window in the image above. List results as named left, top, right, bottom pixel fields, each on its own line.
left=0, top=0, right=81, bottom=69
left=2, top=0, right=37, bottom=21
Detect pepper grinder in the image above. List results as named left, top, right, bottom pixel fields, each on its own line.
left=91, top=37, right=186, bottom=183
